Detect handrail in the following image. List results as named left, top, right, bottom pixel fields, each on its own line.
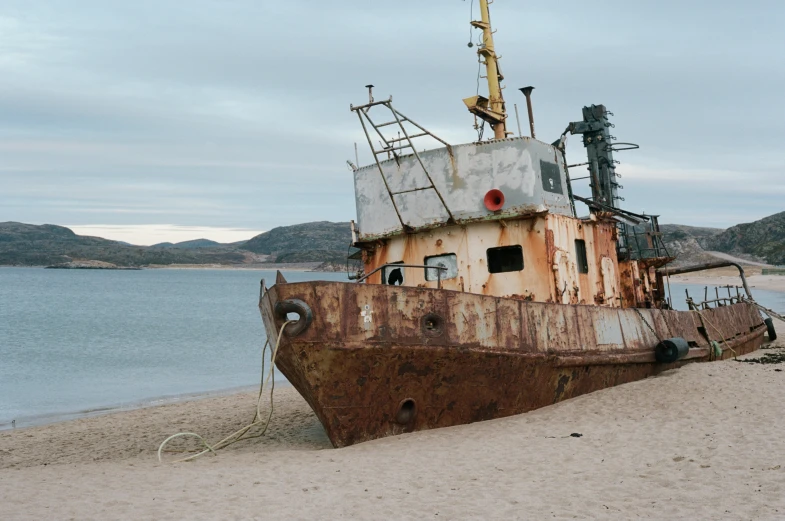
left=657, top=260, right=752, bottom=299
left=355, top=263, right=448, bottom=289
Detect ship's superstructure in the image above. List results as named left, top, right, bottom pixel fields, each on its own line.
left=348, top=1, right=669, bottom=309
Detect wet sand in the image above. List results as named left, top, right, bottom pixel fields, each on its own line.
left=2, top=323, right=785, bottom=520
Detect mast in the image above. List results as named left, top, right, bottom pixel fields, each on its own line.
left=463, top=0, right=507, bottom=139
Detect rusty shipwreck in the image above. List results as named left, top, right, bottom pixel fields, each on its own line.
left=259, top=1, right=773, bottom=448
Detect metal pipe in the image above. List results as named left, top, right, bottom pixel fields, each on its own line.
left=519, top=86, right=536, bottom=138
left=658, top=261, right=752, bottom=299
left=514, top=103, right=523, bottom=137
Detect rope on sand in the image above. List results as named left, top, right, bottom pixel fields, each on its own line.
left=157, top=319, right=294, bottom=463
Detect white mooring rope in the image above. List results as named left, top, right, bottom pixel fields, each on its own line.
left=157, top=319, right=294, bottom=463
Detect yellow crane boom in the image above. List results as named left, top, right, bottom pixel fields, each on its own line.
left=462, top=0, right=507, bottom=139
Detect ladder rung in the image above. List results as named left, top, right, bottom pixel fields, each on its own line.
left=376, top=119, right=408, bottom=128
left=387, top=132, right=427, bottom=144
left=374, top=143, right=414, bottom=154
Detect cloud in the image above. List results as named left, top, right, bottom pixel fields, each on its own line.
left=0, top=0, right=782, bottom=234
left=67, top=224, right=264, bottom=246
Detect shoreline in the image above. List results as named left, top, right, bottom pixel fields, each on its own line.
left=670, top=273, right=785, bottom=294
left=0, top=264, right=346, bottom=273
left=0, top=381, right=292, bottom=433
left=146, top=262, right=326, bottom=271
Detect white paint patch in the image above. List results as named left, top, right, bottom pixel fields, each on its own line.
left=360, top=304, right=373, bottom=330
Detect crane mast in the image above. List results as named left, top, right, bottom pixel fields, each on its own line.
left=462, top=0, right=507, bottom=139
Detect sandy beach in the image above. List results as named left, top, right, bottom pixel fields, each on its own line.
left=670, top=268, right=785, bottom=294
left=2, top=319, right=785, bottom=520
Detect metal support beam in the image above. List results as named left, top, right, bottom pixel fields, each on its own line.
left=658, top=261, right=752, bottom=299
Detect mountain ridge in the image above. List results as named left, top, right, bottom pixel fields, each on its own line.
left=2, top=211, right=783, bottom=269
left=704, top=211, right=785, bottom=265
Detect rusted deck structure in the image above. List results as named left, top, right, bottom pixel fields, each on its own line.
left=260, top=278, right=765, bottom=447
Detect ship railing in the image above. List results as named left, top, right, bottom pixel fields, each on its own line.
left=684, top=285, right=747, bottom=311
left=572, top=195, right=669, bottom=261
left=619, top=215, right=670, bottom=261
left=353, top=263, right=448, bottom=289
left=658, top=260, right=754, bottom=311
left=658, top=261, right=752, bottom=300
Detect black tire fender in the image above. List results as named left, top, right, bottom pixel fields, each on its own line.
left=274, top=299, right=313, bottom=337
left=655, top=337, right=690, bottom=364
left=765, top=317, right=777, bottom=341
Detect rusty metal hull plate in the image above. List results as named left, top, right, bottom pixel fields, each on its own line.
left=259, top=281, right=765, bottom=448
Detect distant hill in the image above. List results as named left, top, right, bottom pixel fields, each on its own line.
left=706, top=211, right=785, bottom=265
left=0, top=222, right=246, bottom=267
left=658, top=224, right=725, bottom=265
left=6, top=212, right=781, bottom=270
left=242, top=221, right=355, bottom=264
left=657, top=212, right=785, bottom=266
left=151, top=239, right=223, bottom=249
left=0, top=221, right=358, bottom=269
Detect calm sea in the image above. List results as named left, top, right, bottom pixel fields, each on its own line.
left=1, top=268, right=783, bottom=430
left=0, top=267, right=345, bottom=429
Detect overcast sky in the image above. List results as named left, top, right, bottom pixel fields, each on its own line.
left=1, top=1, right=783, bottom=244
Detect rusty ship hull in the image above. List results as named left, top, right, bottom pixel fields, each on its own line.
left=259, top=278, right=766, bottom=448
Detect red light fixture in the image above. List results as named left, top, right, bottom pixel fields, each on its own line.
left=484, top=189, right=505, bottom=211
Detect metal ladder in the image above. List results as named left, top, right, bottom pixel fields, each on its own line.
left=351, top=94, right=455, bottom=228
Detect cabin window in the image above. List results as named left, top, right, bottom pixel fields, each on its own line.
left=575, top=239, right=589, bottom=274
left=424, top=253, right=458, bottom=281
left=487, top=245, right=524, bottom=273
left=540, top=160, right=563, bottom=194
left=383, top=261, right=405, bottom=285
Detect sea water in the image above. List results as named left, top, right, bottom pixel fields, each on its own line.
left=2, top=268, right=783, bottom=430
left=0, top=267, right=345, bottom=429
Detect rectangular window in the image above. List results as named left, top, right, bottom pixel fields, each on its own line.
left=540, top=160, right=564, bottom=194
left=575, top=239, right=589, bottom=274
left=383, top=261, right=405, bottom=285
left=487, top=245, right=524, bottom=273
left=424, top=253, right=458, bottom=281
